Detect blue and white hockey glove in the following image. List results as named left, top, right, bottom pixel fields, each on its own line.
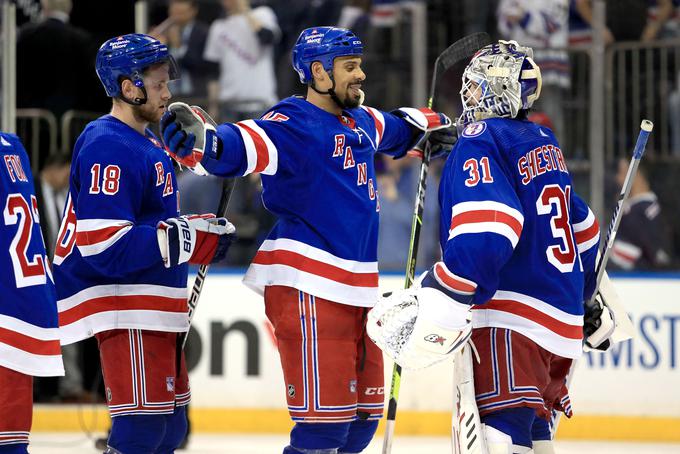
left=160, top=103, right=220, bottom=175
left=393, top=107, right=455, bottom=159
left=156, top=214, right=235, bottom=268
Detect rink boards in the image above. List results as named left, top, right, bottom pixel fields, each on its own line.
left=33, top=272, right=680, bottom=441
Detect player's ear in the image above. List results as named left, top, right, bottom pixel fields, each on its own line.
left=120, top=78, right=140, bottom=100
left=311, top=61, right=330, bottom=85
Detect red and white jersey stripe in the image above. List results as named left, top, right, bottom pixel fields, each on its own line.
left=243, top=238, right=379, bottom=307
left=57, top=284, right=189, bottom=345
left=432, top=262, right=477, bottom=295
left=572, top=208, right=600, bottom=254
left=361, top=106, right=385, bottom=148
left=235, top=119, right=278, bottom=175
left=449, top=201, right=524, bottom=248
left=472, top=290, right=583, bottom=359
left=75, top=218, right=133, bottom=257
left=610, top=239, right=641, bottom=270
left=0, top=431, right=29, bottom=447
left=0, top=314, right=63, bottom=376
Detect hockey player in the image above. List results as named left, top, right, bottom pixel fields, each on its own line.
left=52, top=34, right=235, bottom=454
left=0, top=132, right=64, bottom=454
left=159, top=26, right=456, bottom=454
left=368, top=40, right=612, bottom=453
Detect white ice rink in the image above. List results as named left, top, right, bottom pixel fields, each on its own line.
left=27, top=433, right=680, bottom=454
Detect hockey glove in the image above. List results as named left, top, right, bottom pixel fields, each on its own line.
left=393, top=107, right=455, bottom=159
left=583, top=291, right=615, bottom=351
left=160, top=103, right=221, bottom=175
left=156, top=214, right=236, bottom=268
left=367, top=285, right=472, bottom=370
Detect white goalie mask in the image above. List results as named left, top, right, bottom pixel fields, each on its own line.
left=459, top=40, right=542, bottom=126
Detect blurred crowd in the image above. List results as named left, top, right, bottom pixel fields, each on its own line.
left=6, top=0, right=680, bottom=402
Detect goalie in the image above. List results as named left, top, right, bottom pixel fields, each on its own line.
left=368, top=41, right=617, bottom=453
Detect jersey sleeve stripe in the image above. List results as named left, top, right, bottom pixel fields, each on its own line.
left=573, top=209, right=600, bottom=253
left=362, top=106, right=385, bottom=147
left=433, top=262, right=477, bottom=294
left=448, top=201, right=524, bottom=248
left=236, top=120, right=278, bottom=176
left=477, top=299, right=582, bottom=339
left=75, top=219, right=132, bottom=257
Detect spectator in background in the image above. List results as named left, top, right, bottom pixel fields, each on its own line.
left=205, top=0, right=281, bottom=122
left=150, top=0, right=219, bottom=97
left=338, top=0, right=372, bottom=40
left=498, top=0, right=570, bottom=139
left=376, top=155, right=440, bottom=271
left=609, top=158, right=673, bottom=270
left=569, top=0, right=676, bottom=45
left=16, top=0, right=98, bottom=169
left=35, top=152, right=70, bottom=259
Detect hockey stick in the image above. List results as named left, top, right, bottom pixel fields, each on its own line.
left=381, top=32, right=491, bottom=454
left=551, top=119, right=653, bottom=436
left=180, top=176, right=236, bottom=350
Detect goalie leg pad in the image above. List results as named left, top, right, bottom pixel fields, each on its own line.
left=483, top=408, right=534, bottom=453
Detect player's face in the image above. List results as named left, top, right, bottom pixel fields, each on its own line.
left=332, top=56, right=365, bottom=109
left=136, top=63, right=172, bottom=123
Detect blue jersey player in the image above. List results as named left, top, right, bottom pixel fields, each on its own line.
left=160, top=26, right=457, bottom=454
left=52, top=34, right=234, bottom=454
left=0, top=132, right=64, bottom=454
left=368, top=40, right=612, bottom=453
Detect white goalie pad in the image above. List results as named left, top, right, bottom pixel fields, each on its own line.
left=367, top=286, right=472, bottom=371
left=599, top=270, right=635, bottom=344
left=451, top=344, right=488, bottom=454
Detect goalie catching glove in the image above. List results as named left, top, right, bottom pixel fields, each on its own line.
left=160, top=102, right=220, bottom=175
left=367, top=283, right=472, bottom=370
left=393, top=107, right=457, bottom=159
left=157, top=214, right=235, bottom=268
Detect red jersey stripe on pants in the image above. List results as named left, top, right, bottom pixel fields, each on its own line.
left=95, top=329, right=190, bottom=417
left=0, top=366, right=32, bottom=446
left=472, top=327, right=573, bottom=421
left=264, top=286, right=384, bottom=423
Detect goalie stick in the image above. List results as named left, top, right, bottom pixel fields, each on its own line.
left=381, top=32, right=492, bottom=454
left=551, top=119, right=653, bottom=436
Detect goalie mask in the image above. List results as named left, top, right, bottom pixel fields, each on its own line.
left=459, top=40, right=542, bottom=126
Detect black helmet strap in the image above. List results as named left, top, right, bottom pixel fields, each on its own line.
left=309, top=70, right=346, bottom=109
left=118, top=76, right=148, bottom=106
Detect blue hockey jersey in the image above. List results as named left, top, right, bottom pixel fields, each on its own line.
left=53, top=116, right=189, bottom=345
left=0, top=133, right=63, bottom=376
left=422, top=118, right=600, bottom=359
left=201, top=96, right=414, bottom=306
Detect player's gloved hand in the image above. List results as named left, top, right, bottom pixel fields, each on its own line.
left=156, top=214, right=236, bottom=268
left=583, top=291, right=615, bottom=351
left=160, top=102, right=221, bottom=175
left=408, top=125, right=458, bottom=160
left=367, top=284, right=472, bottom=370
left=393, top=107, right=454, bottom=159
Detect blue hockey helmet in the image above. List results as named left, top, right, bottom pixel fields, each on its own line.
left=95, top=33, right=179, bottom=99
left=291, top=27, right=363, bottom=84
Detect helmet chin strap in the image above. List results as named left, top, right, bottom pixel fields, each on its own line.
left=310, top=72, right=347, bottom=109
left=119, top=78, right=148, bottom=106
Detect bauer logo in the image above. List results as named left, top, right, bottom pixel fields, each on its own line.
left=424, top=334, right=446, bottom=345
left=462, top=121, right=487, bottom=138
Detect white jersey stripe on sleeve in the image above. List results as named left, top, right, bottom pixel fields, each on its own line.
left=448, top=201, right=524, bottom=248
left=361, top=106, right=385, bottom=147
left=236, top=120, right=278, bottom=176
left=75, top=219, right=132, bottom=257
left=573, top=208, right=600, bottom=253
